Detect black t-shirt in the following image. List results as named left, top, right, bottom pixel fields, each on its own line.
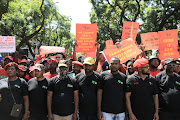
left=75, top=71, right=100, bottom=114
left=0, top=77, right=28, bottom=120
left=126, top=72, right=158, bottom=115
left=155, top=71, right=180, bottom=112
left=28, top=77, right=50, bottom=117
left=99, top=71, right=126, bottom=114
left=48, top=75, right=78, bottom=116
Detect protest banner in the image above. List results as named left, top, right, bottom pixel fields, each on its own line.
left=75, top=24, right=97, bottom=53
left=158, top=29, right=179, bottom=60
left=103, top=38, right=141, bottom=63
left=121, top=21, right=139, bottom=41
left=0, top=36, right=16, bottom=53
left=106, top=39, right=114, bottom=49
left=140, top=32, right=159, bottom=51
left=39, top=46, right=65, bottom=56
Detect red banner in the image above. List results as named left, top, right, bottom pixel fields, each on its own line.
left=103, top=38, right=141, bottom=63
left=106, top=39, right=114, bottom=49
left=140, top=32, right=159, bottom=51
left=121, top=21, right=139, bottom=41
left=158, top=29, right=179, bottom=60
left=76, top=24, right=97, bottom=53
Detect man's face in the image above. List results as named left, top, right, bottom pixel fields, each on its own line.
left=49, top=62, right=57, bottom=71
left=4, top=59, right=12, bottom=66
left=84, top=64, right=94, bottom=74
left=43, top=62, right=49, bottom=71
left=127, top=62, right=134, bottom=74
left=73, top=65, right=81, bottom=74
left=165, top=62, right=176, bottom=73
left=99, top=53, right=105, bottom=62
left=35, top=69, right=44, bottom=78
left=110, top=59, right=120, bottom=73
left=140, top=64, right=150, bottom=75
left=6, top=66, right=17, bottom=77
left=149, top=59, right=160, bottom=68
left=56, top=54, right=64, bottom=61
left=18, top=70, right=26, bottom=78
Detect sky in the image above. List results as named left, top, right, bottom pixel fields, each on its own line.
left=53, top=0, right=92, bottom=35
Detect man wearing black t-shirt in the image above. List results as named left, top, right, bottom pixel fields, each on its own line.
left=47, top=60, right=79, bottom=120
left=75, top=57, right=100, bottom=120
left=98, top=57, right=126, bottom=120
left=0, top=62, right=29, bottom=120
left=155, top=58, right=180, bottom=120
left=126, top=58, right=159, bottom=120
left=28, top=64, right=49, bottom=120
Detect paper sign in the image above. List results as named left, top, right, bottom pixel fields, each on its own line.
left=106, top=40, right=114, bottom=49
left=140, top=32, right=159, bottom=51
left=121, top=21, right=139, bottom=41
left=76, top=24, right=97, bottom=53
left=0, top=36, right=16, bottom=53
left=158, top=29, right=179, bottom=60
left=103, top=38, right=141, bottom=63
left=39, top=46, right=65, bottom=56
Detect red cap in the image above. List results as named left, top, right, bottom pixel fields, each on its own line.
left=4, top=56, right=13, bottom=61
left=18, top=65, right=27, bottom=71
left=21, top=59, right=28, bottom=63
left=133, top=58, right=149, bottom=68
left=48, top=58, right=58, bottom=64
left=5, top=62, right=18, bottom=70
left=72, top=61, right=83, bottom=67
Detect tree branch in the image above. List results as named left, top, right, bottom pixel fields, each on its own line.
left=133, top=0, right=140, bottom=21
left=16, top=0, right=45, bottom=50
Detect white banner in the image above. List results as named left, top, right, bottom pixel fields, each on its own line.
left=0, top=36, right=16, bottom=53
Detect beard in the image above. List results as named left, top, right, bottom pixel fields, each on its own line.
left=142, top=69, right=150, bottom=75
left=85, top=69, right=93, bottom=74
left=151, top=65, right=158, bottom=68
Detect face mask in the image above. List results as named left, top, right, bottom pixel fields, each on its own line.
left=59, top=67, right=68, bottom=79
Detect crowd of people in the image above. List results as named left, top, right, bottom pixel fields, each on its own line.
left=0, top=44, right=180, bottom=120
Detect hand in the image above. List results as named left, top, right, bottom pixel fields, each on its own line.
left=72, top=113, right=77, bottom=120
left=129, top=113, right=137, bottom=120
left=22, top=112, right=29, bottom=120
left=73, top=42, right=78, bottom=48
left=154, top=112, right=159, bottom=120
left=0, top=94, right=2, bottom=102
left=48, top=113, right=53, bottom=120
left=95, top=42, right=100, bottom=49
left=98, top=111, right=103, bottom=120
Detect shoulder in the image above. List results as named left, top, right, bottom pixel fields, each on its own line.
left=126, top=73, right=137, bottom=83
left=119, top=72, right=127, bottom=78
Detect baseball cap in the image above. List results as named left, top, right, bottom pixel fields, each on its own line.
left=21, top=59, right=28, bottom=63
left=18, top=65, right=27, bottom=71
left=133, top=58, right=149, bottom=68
left=83, top=57, right=95, bottom=65
left=4, top=56, right=13, bottom=61
left=72, top=61, right=83, bottom=67
left=58, top=60, right=68, bottom=67
left=163, top=58, right=175, bottom=65
left=34, top=64, right=45, bottom=71
left=4, top=62, right=18, bottom=70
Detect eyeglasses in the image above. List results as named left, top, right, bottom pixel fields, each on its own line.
left=167, top=64, right=176, bottom=67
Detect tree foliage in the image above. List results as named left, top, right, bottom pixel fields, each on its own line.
left=0, top=0, right=72, bottom=57
left=90, top=0, right=180, bottom=50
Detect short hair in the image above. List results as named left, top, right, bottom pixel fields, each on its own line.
left=56, top=53, right=66, bottom=59
left=110, top=57, right=120, bottom=63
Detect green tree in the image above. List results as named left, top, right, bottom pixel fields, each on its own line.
left=0, top=0, right=73, bottom=57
